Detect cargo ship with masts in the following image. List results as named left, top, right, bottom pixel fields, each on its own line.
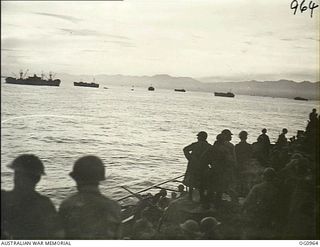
left=5, top=70, right=61, bottom=87
left=74, top=78, right=99, bottom=88
left=214, top=91, right=235, bottom=98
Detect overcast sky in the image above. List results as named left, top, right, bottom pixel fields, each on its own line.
left=1, top=0, right=319, bottom=81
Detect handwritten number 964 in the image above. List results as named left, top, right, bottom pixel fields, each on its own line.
left=290, top=0, right=319, bottom=17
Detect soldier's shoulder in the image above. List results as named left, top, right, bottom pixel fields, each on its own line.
left=101, top=195, right=121, bottom=211
left=59, top=193, right=80, bottom=209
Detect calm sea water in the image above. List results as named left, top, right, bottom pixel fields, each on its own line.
left=1, top=81, right=319, bottom=207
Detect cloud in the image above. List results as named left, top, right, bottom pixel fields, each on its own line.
left=280, top=38, right=296, bottom=41
left=305, top=37, right=320, bottom=41
left=59, top=28, right=129, bottom=40
left=1, top=48, right=17, bottom=51
left=244, top=41, right=252, bottom=45
left=102, top=40, right=135, bottom=47
left=33, top=12, right=82, bottom=23
left=82, top=49, right=109, bottom=53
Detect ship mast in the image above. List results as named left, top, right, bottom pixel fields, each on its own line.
left=23, top=69, right=29, bottom=79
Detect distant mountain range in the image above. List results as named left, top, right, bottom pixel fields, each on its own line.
left=2, top=72, right=319, bottom=100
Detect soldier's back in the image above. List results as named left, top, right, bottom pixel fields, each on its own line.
left=59, top=189, right=121, bottom=239
left=1, top=190, right=61, bottom=239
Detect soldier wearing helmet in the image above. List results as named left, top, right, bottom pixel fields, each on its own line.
left=276, top=128, right=289, bottom=148
left=200, top=216, right=222, bottom=240
left=256, top=128, right=271, bottom=166
left=179, top=219, right=202, bottom=239
left=1, top=154, right=62, bottom=239
left=220, top=129, right=239, bottom=204
left=235, top=130, right=253, bottom=196
left=183, top=131, right=211, bottom=202
left=58, top=155, right=121, bottom=239
left=242, top=167, right=279, bottom=239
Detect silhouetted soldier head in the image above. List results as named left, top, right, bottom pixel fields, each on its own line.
left=200, top=216, right=221, bottom=233
left=178, top=184, right=185, bottom=192
left=159, top=188, right=167, bottom=197
left=215, top=133, right=225, bottom=143
left=7, top=154, right=45, bottom=191
left=262, top=128, right=267, bottom=134
left=197, top=131, right=208, bottom=141
left=239, top=130, right=248, bottom=141
left=180, top=219, right=202, bottom=239
left=262, top=167, right=276, bottom=182
left=221, top=129, right=233, bottom=141
left=69, top=155, right=106, bottom=186
left=282, top=128, right=288, bottom=134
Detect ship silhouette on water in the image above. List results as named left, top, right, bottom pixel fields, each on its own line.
left=148, top=86, right=155, bottom=91
left=5, top=70, right=61, bottom=87
left=214, top=91, right=235, bottom=98
left=174, top=89, right=186, bottom=92
left=74, top=78, right=99, bottom=88
left=294, top=96, right=308, bottom=101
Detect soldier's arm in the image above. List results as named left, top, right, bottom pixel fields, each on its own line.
left=42, top=198, right=65, bottom=239
left=242, top=186, right=258, bottom=212
left=183, top=143, right=194, bottom=161
left=114, top=203, right=122, bottom=240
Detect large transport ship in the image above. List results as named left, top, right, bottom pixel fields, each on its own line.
left=74, top=81, right=99, bottom=88
left=214, top=92, right=235, bottom=98
left=5, top=70, right=61, bottom=87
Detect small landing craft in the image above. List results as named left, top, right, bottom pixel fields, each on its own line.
left=174, top=89, right=186, bottom=92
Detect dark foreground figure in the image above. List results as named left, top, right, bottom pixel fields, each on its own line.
left=1, top=155, right=62, bottom=239
left=59, top=155, right=121, bottom=239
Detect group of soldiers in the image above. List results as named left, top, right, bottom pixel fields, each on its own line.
left=1, top=108, right=319, bottom=240
left=1, top=155, right=121, bottom=239
left=181, top=108, right=319, bottom=239
left=183, top=128, right=264, bottom=206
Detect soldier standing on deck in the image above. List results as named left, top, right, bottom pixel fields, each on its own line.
left=1, top=154, right=63, bottom=239
left=276, top=128, right=288, bottom=148
left=235, top=131, right=253, bottom=196
left=257, top=128, right=271, bottom=165
left=183, top=131, right=211, bottom=202
left=221, top=129, right=239, bottom=204
left=59, top=155, right=121, bottom=239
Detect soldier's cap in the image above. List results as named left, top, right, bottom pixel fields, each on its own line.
left=197, top=131, right=208, bottom=139
left=221, top=129, right=233, bottom=135
left=7, top=154, right=46, bottom=176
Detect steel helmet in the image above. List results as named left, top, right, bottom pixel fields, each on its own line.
left=197, top=131, right=208, bottom=140
left=262, top=167, right=276, bottom=181
left=200, top=217, right=221, bottom=231
left=221, top=129, right=233, bottom=136
left=239, top=131, right=248, bottom=138
left=179, top=219, right=201, bottom=234
left=69, top=155, right=106, bottom=182
left=7, top=154, right=45, bottom=176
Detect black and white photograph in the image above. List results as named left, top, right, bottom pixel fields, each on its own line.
left=1, top=0, right=319, bottom=242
